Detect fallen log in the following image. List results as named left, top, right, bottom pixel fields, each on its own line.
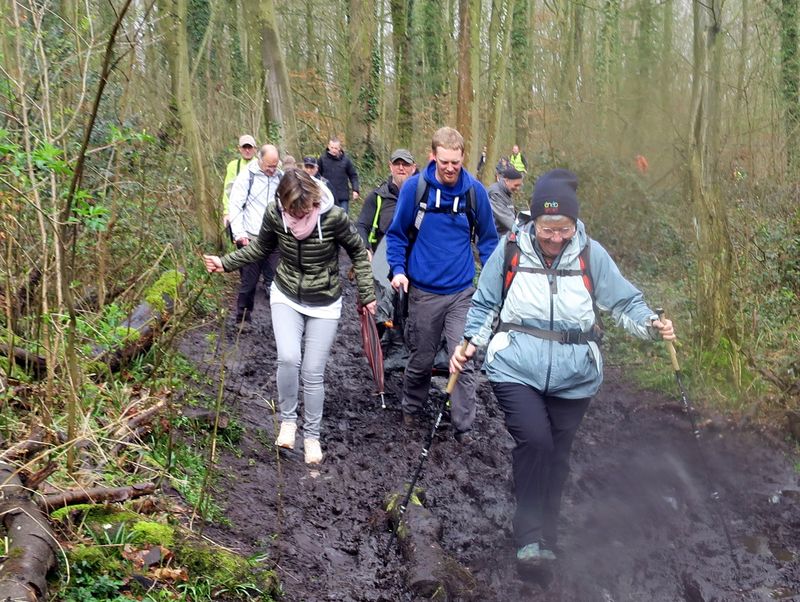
left=37, top=482, right=156, bottom=512
left=384, top=486, right=477, bottom=600
left=0, top=344, right=48, bottom=380
left=0, top=462, right=58, bottom=602
left=89, top=270, right=184, bottom=373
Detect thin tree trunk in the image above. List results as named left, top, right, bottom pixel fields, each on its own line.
left=780, top=0, right=800, bottom=175
left=161, top=0, right=216, bottom=245
left=485, top=0, right=516, bottom=179
left=688, top=0, right=735, bottom=354
left=456, top=0, right=481, bottom=162
left=390, top=0, right=413, bottom=147
left=259, top=0, right=299, bottom=155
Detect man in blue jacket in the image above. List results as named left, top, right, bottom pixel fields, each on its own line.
left=386, top=127, right=498, bottom=442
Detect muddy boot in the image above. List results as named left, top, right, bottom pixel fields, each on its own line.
left=516, top=542, right=556, bottom=565
left=276, top=422, right=297, bottom=450
left=304, top=438, right=323, bottom=465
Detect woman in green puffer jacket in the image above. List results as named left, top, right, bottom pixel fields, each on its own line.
left=204, top=169, right=376, bottom=465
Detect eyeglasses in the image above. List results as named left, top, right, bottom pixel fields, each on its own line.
left=241, top=144, right=254, bottom=150
left=536, top=224, right=575, bottom=239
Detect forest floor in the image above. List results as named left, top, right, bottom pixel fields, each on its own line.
left=177, top=268, right=800, bottom=602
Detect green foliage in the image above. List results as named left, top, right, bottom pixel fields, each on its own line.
left=145, top=270, right=186, bottom=313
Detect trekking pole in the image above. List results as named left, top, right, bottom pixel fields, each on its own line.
left=383, top=341, right=467, bottom=560
left=656, top=309, right=743, bottom=585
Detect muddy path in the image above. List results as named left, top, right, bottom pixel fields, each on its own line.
left=178, top=271, right=800, bottom=601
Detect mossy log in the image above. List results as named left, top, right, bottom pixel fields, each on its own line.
left=0, top=463, right=58, bottom=602
left=90, top=270, right=184, bottom=373
left=384, top=487, right=477, bottom=600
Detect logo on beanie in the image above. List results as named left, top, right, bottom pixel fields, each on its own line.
left=543, top=200, right=559, bottom=213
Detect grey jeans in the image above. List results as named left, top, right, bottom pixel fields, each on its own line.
left=402, top=286, right=477, bottom=433
left=271, top=303, right=339, bottom=439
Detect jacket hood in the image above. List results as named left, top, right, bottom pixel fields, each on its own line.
left=325, top=150, right=343, bottom=161
left=318, top=180, right=335, bottom=213
left=375, top=176, right=400, bottom=200
left=423, top=160, right=473, bottom=198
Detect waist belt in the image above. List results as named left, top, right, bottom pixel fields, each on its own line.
left=498, top=322, right=599, bottom=344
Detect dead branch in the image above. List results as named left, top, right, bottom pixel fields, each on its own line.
left=21, top=462, right=57, bottom=490
left=38, top=482, right=156, bottom=511
left=1, top=426, right=49, bottom=464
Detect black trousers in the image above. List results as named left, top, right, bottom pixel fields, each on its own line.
left=236, top=243, right=279, bottom=319
left=491, top=381, right=590, bottom=548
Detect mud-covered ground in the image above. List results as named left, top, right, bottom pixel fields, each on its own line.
left=178, top=269, right=800, bottom=602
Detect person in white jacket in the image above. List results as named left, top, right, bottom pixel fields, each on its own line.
left=228, top=144, right=282, bottom=322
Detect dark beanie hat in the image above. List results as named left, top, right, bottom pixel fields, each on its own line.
left=502, top=166, right=523, bottom=180
left=530, top=168, right=579, bottom=220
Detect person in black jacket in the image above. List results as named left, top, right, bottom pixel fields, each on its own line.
left=318, top=137, right=360, bottom=215
left=356, top=148, right=416, bottom=252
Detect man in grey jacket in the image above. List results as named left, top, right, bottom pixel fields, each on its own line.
left=487, top=166, right=523, bottom=237
left=228, top=144, right=282, bottom=322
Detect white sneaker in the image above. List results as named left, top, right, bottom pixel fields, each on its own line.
left=304, top=438, right=323, bottom=465
left=275, top=422, right=297, bottom=450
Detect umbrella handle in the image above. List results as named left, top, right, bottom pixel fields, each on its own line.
left=446, top=340, right=469, bottom=394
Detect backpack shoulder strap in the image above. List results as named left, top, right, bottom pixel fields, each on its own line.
left=501, top=232, right=520, bottom=302
left=579, top=238, right=605, bottom=335
left=242, top=170, right=256, bottom=209
left=578, top=238, right=594, bottom=297
left=368, top=194, right=383, bottom=244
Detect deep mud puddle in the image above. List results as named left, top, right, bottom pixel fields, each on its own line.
left=179, top=275, right=799, bottom=601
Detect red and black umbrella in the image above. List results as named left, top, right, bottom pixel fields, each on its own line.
left=359, top=305, right=386, bottom=408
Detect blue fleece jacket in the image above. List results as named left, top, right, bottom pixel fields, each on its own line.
left=385, top=160, right=498, bottom=295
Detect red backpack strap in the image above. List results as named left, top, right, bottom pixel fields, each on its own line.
left=502, top=233, right=520, bottom=300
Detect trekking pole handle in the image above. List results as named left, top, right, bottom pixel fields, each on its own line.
left=446, top=341, right=470, bottom=394
left=655, top=308, right=680, bottom=373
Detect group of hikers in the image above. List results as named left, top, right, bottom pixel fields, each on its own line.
left=202, top=126, right=675, bottom=567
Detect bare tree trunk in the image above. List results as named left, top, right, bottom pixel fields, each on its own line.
left=512, top=0, right=536, bottom=152
left=779, top=0, right=800, bottom=175
left=485, top=0, right=516, bottom=180
left=688, top=0, right=735, bottom=354
left=346, top=0, right=379, bottom=165
left=390, top=0, right=413, bottom=147
left=259, top=0, right=299, bottom=155
left=161, top=0, right=216, bottom=245
left=456, top=0, right=481, bottom=162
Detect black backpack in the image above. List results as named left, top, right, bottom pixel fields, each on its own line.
left=406, top=175, right=479, bottom=246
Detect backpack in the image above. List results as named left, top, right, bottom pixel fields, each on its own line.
left=499, top=231, right=604, bottom=343
left=407, top=175, right=479, bottom=247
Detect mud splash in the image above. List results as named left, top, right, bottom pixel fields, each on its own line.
left=178, top=273, right=800, bottom=601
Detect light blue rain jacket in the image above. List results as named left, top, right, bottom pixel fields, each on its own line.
left=464, top=220, right=661, bottom=399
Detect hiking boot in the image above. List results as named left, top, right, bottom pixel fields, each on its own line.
left=275, top=422, right=297, bottom=450
left=304, top=438, right=323, bottom=465
left=516, top=542, right=556, bottom=565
